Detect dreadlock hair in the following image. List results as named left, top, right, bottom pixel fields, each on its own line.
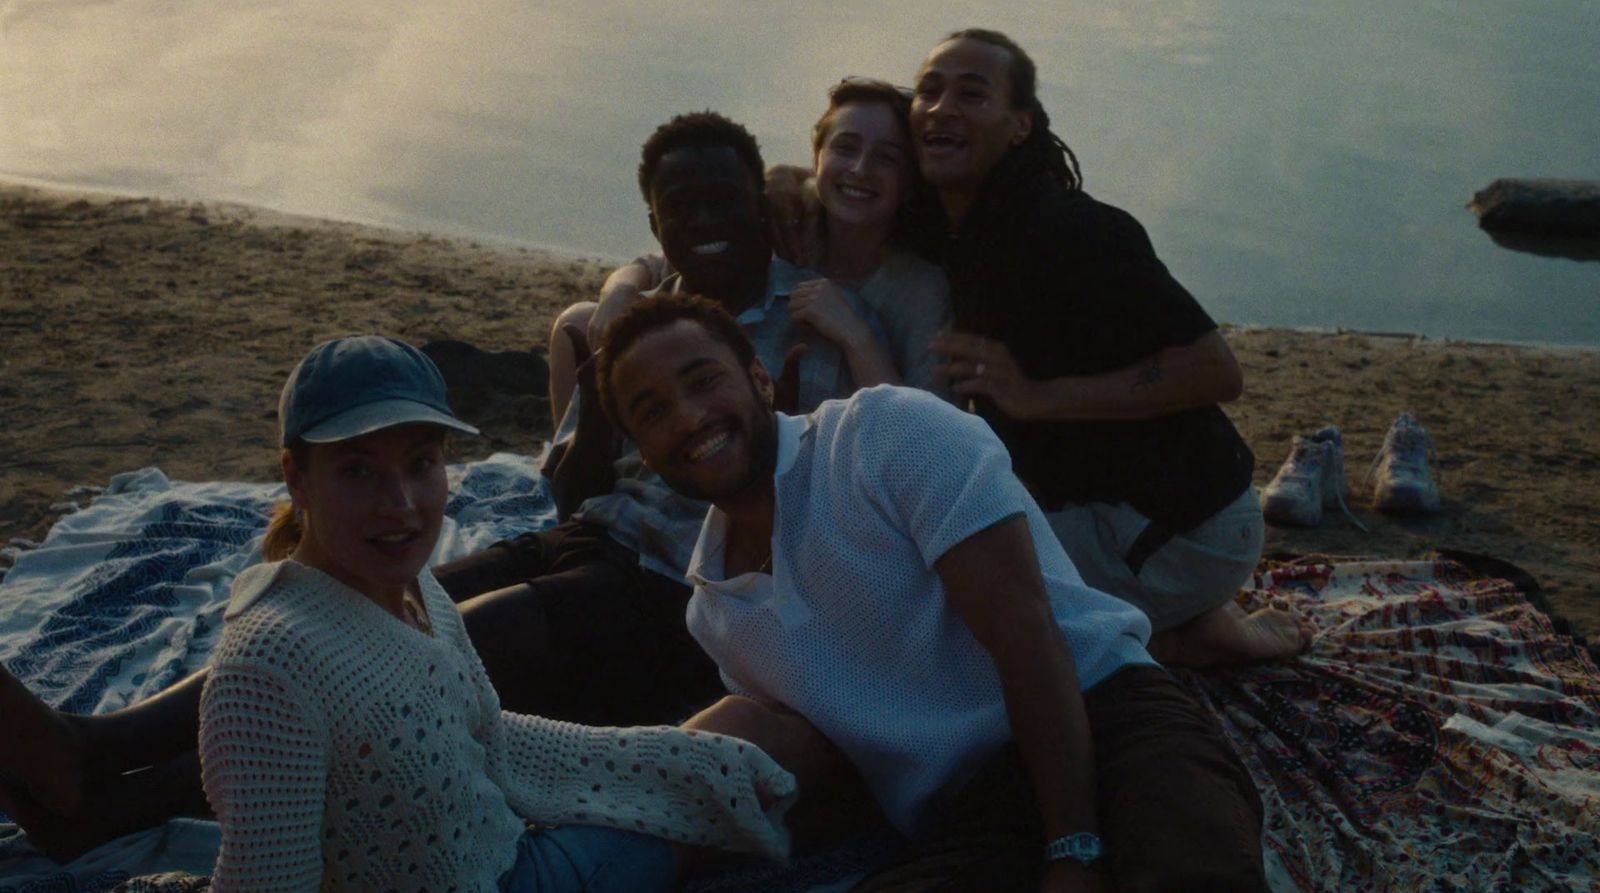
left=944, top=28, right=1083, bottom=192
left=596, top=292, right=758, bottom=430
left=921, top=31, right=1089, bottom=335
left=637, top=111, right=766, bottom=205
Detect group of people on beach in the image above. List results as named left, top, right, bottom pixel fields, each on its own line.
left=1, top=28, right=1308, bottom=892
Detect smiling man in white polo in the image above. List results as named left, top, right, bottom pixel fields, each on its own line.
left=595, top=292, right=1269, bottom=893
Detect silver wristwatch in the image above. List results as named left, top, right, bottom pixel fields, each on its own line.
left=1044, top=831, right=1104, bottom=867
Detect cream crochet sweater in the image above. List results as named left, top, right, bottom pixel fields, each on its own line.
left=199, top=561, right=794, bottom=892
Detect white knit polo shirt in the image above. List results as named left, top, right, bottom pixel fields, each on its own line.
left=685, top=386, right=1153, bottom=836
left=200, top=561, right=794, bottom=892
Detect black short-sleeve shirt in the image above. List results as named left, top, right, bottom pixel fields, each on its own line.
left=940, top=180, right=1254, bottom=533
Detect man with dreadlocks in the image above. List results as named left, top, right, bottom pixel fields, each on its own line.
left=912, top=29, right=1306, bottom=670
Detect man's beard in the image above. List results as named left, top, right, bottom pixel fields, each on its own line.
left=666, top=382, right=778, bottom=503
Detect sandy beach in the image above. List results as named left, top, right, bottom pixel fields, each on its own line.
left=3, top=181, right=1598, bottom=646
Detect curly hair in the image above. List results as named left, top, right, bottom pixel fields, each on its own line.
left=637, top=111, right=766, bottom=204
left=596, top=292, right=757, bottom=428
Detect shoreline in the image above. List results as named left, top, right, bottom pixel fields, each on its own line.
left=1225, top=322, right=1600, bottom=357
left=11, top=176, right=1598, bottom=355
left=0, top=174, right=633, bottom=271
left=3, top=181, right=1598, bottom=645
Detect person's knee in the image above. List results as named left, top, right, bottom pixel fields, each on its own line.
left=684, top=697, right=841, bottom=782
left=682, top=695, right=777, bottom=740
left=549, top=302, right=598, bottom=354
left=433, top=537, right=536, bottom=601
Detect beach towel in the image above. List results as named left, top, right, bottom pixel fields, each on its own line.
left=2, top=459, right=1598, bottom=891
left=1194, top=555, right=1600, bottom=891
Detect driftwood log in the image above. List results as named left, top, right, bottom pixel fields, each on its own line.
left=1469, top=178, right=1600, bottom=238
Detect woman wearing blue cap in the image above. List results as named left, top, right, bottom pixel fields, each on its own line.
left=194, top=336, right=793, bottom=890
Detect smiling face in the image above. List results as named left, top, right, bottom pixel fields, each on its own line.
left=607, top=319, right=777, bottom=505
left=285, top=423, right=448, bottom=603
left=909, top=37, right=1034, bottom=215
left=813, top=99, right=915, bottom=232
left=648, top=145, right=771, bottom=310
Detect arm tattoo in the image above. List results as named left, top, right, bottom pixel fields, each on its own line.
left=1132, top=356, right=1162, bottom=391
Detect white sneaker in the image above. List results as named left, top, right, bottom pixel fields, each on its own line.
left=1262, top=426, right=1370, bottom=530
left=1369, top=412, right=1441, bottom=513
left=1310, top=426, right=1368, bottom=530
left=1261, top=436, right=1329, bottom=527
left=1310, top=426, right=1346, bottom=508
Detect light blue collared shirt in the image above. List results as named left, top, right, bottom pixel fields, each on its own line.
left=562, top=257, right=883, bottom=582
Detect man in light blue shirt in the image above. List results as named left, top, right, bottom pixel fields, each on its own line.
left=556, top=254, right=869, bottom=582
left=433, top=111, right=885, bottom=727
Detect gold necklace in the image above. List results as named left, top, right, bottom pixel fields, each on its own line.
left=401, top=587, right=433, bottom=635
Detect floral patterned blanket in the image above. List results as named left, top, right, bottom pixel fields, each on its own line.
left=1194, top=556, right=1600, bottom=892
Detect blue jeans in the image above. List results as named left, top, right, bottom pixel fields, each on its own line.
left=499, top=825, right=677, bottom=893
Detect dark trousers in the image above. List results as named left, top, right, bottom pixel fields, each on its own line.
left=854, top=665, right=1267, bottom=893
left=435, top=520, right=724, bottom=726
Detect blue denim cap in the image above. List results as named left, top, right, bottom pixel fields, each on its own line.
left=279, top=336, right=480, bottom=447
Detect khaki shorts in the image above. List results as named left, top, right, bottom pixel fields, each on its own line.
left=1045, top=487, right=1264, bottom=632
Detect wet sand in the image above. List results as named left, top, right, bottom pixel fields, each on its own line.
left=3, top=182, right=1597, bottom=646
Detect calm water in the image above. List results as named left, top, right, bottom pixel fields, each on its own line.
left=2, top=0, right=1596, bottom=345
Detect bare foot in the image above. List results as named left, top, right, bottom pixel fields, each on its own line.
left=0, top=665, right=88, bottom=814
left=1150, top=602, right=1313, bottom=668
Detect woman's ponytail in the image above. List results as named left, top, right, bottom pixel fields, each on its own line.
left=262, top=501, right=302, bottom=561
left=262, top=445, right=308, bottom=561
